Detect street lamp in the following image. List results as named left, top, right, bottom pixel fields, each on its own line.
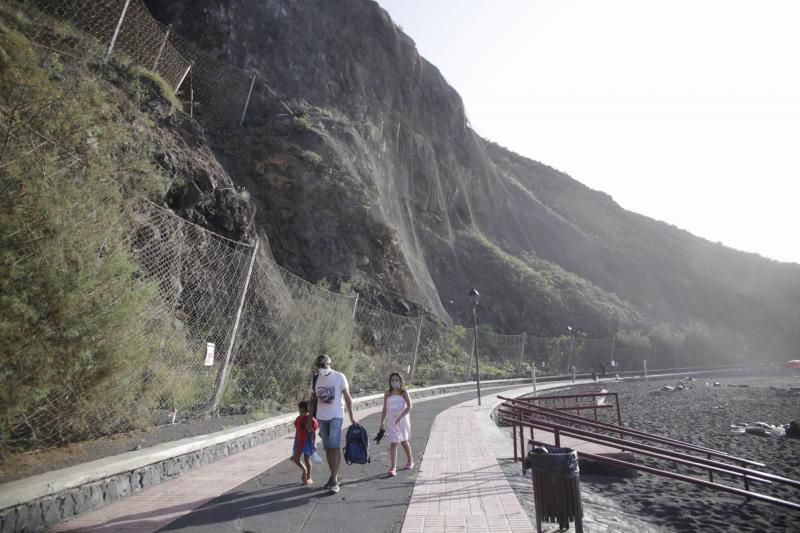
left=469, top=288, right=481, bottom=406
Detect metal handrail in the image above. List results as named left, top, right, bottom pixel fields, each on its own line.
left=498, top=395, right=764, bottom=467
left=503, top=397, right=737, bottom=458
left=574, top=446, right=800, bottom=512
left=508, top=391, right=623, bottom=426
left=499, top=410, right=782, bottom=488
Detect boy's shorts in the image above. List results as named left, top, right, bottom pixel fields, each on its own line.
left=318, top=418, right=343, bottom=449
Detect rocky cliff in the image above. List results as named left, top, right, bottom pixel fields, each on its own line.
left=144, top=0, right=800, bottom=360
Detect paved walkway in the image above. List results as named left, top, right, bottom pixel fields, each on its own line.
left=402, top=398, right=532, bottom=533
left=51, top=380, right=620, bottom=533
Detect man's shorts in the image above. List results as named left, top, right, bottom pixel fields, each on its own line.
left=318, top=417, right=343, bottom=449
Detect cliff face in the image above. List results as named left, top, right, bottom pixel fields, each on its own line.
left=145, top=0, right=800, bottom=357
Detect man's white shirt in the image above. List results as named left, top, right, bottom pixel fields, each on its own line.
left=314, top=369, right=348, bottom=421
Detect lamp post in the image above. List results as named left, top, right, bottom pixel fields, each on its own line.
left=469, top=288, right=481, bottom=406
left=567, top=325, right=575, bottom=375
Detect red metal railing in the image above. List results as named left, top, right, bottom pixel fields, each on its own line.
left=499, top=396, right=759, bottom=466
left=498, top=394, right=800, bottom=512
left=511, top=391, right=623, bottom=424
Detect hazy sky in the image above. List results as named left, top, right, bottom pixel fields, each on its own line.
left=376, top=0, right=800, bottom=264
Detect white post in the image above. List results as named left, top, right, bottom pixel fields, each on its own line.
left=608, top=333, right=616, bottom=377
left=175, top=63, right=192, bottom=93
left=644, top=359, right=648, bottom=382
left=351, top=292, right=359, bottom=319
left=532, top=364, right=537, bottom=396
left=240, top=71, right=257, bottom=126
left=408, top=317, right=424, bottom=382
left=152, top=24, right=172, bottom=71
left=189, top=73, right=194, bottom=118
left=210, top=240, right=259, bottom=412
left=518, top=332, right=527, bottom=374
left=105, top=0, right=131, bottom=63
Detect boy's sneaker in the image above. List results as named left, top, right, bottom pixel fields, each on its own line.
left=328, top=481, right=340, bottom=494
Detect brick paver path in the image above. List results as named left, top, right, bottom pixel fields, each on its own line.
left=402, top=400, right=533, bottom=533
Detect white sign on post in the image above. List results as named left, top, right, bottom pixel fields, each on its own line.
left=204, top=342, right=215, bottom=366
left=610, top=360, right=616, bottom=368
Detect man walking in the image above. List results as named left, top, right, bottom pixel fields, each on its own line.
left=309, top=354, right=355, bottom=494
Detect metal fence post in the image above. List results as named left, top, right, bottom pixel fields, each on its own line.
left=351, top=292, right=359, bottom=319
left=152, top=24, right=172, bottom=72
left=210, top=239, right=259, bottom=412
left=532, top=364, right=538, bottom=396
left=189, top=69, right=194, bottom=118
left=408, top=317, right=424, bottom=382
left=240, top=71, right=257, bottom=126
left=105, top=0, right=131, bottom=63
left=518, top=332, right=527, bottom=374
left=175, top=63, right=192, bottom=94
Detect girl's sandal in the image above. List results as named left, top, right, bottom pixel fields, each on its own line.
left=388, top=468, right=397, bottom=476
left=403, top=462, right=415, bottom=471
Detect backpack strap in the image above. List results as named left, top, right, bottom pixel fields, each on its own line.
left=310, top=371, right=319, bottom=417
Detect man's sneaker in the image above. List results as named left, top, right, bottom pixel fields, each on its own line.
left=329, top=481, right=340, bottom=494
left=323, top=478, right=334, bottom=490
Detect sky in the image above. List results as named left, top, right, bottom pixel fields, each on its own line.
left=376, top=0, right=800, bottom=264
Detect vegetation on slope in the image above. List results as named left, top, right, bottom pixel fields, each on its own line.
left=0, top=9, right=202, bottom=448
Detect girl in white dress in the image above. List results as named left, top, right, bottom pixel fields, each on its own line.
left=380, top=372, right=414, bottom=476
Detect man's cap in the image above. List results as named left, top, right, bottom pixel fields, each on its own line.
left=315, top=354, right=331, bottom=367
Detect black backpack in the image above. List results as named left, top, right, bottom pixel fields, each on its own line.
left=343, top=423, right=370, bottom=464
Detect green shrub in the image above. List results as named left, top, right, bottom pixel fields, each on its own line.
left=299, top=149, right=323, bottom=166
left=0, top=20, right=184, bottom=448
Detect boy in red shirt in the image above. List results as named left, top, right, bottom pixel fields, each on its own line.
left=292, top=400, right=319, bottom=485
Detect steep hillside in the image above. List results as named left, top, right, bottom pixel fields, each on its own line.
left=144, top=0, right=800, bottom=362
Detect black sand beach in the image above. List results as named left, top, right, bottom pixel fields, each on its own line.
left=563, top=372, right=800, bottom=531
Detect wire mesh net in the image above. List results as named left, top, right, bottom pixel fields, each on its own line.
left=22, top=0, right=191, bottom=90
left=218, top=252, right=357, bottom=414
left=523, top=336, right=615, bottom=375
left=113, top=0, right=190, bottom=90
left=524, top=336, right=572, bottom=374
left=411, top=321, right=473, bottom=385
left=162, top=25, right=262, bottom=127
left=22, top=0, right=118, bottom=61
left=16, top=0, right=287, bottom=128
left=475, top=331, right=526, bottom=375
left=350, top=301, right=421, bottom=392
left=3, top=197, right=256, bottom=447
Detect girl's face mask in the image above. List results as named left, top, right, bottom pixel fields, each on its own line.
left=391, top=379, right=401, bottom=389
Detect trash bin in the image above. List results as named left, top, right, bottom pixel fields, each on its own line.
left=528, top=446, right=583, bottom=533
